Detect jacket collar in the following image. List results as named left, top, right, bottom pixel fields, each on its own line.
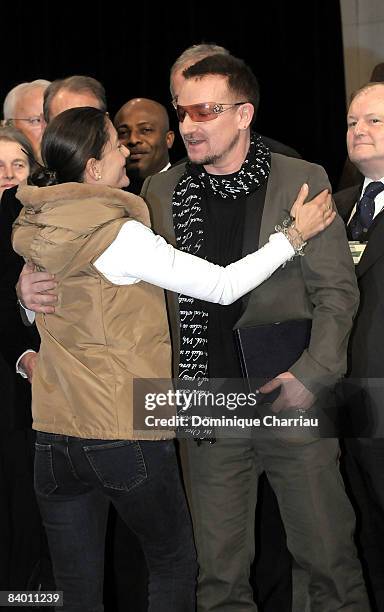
left=17, top=182, right=151, bottom=229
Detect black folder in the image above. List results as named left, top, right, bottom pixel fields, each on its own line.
left=235, top=319, right=312, bottom=399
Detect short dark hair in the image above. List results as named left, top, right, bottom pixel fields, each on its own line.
left=43, top=75, right=107, bottom=122
left=31, top=107, right=109, bottom=186
left=183, top=54, right=260, bottom=118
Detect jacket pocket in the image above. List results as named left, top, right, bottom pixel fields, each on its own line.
left=83, top=440, right=147, bottom=492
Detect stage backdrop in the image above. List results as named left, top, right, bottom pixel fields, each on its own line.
left=1, top=0, right=346, bottom=187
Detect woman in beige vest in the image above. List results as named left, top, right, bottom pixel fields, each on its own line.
left=13, top=107, right=333, bottom=612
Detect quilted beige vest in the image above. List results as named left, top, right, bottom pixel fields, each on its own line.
left=13, top=183, right=173, bottom=440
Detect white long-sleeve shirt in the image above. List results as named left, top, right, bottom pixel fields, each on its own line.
left=17, top=221, right=294, bottom=376
left=95, top=220, right=294, bottom=303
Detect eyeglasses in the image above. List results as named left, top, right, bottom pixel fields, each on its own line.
left=5, top=114, right=45, bottom=128
left=174, top=102, right=246, bottom=123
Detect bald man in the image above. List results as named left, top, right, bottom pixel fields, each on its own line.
left=114, top=98, right=174, bottom=193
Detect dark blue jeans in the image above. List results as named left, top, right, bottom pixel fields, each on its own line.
left=34, top=433, right=197, bottom=612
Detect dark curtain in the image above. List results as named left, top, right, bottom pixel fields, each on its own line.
left=1, top=1, right=346, bottom=187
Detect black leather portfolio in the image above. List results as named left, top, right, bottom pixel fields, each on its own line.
left=235, top=319, right=312, bottom=396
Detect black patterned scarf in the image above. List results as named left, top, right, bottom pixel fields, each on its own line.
left=172, top=133, right=271, bottom=385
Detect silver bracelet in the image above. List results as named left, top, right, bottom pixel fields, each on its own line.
left=275, top=218, right=307, bottom=256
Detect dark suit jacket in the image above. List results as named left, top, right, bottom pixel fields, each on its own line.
left=335, top=183, right=384, bottom=435
left=142, top=153, right=359, bottom=392
left=0, top=186, right=39, bottom=367
left=334, top=182, right=384, bottom=378
left=335, top=182, right=384, bottom=380
left=0, top=187, right=40, bottom=431
left=334, top=183, right=361, bottom=224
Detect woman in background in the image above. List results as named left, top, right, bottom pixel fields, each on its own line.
left=0, top=127, right=52, bottom=593
left=0, top=126, right=32, bottom=197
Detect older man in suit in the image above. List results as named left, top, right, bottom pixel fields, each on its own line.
left=335, top=81, right=384, bottom=612
left=140, top=54, right=368, bottom=611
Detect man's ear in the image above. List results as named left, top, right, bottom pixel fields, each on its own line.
left=85, top=157, right=102, bottom=182
left=239, top=103, right=254, bottom=130
left=166, top=130, right=175, bottom=149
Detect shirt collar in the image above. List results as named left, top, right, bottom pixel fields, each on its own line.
left=160, top=162, right=171, bottom=173
left=363, top=176, right=384, bottom=191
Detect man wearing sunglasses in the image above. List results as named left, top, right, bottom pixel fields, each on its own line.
left=170, top=43, right=303, bottom=612
left=141, top=53, right=368, bottom=611
left=170, top=43, right=302, bottom=163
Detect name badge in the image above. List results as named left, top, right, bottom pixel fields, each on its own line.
left=349, top=241, right=367, bottom=265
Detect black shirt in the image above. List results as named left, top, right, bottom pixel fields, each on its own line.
left=204, top=193, right=247, bottom=379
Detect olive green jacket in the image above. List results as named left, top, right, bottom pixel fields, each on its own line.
left=142, top=153, right=359, bottom=391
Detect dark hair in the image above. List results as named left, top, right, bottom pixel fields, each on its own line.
left=43, top=75, right=107, bottom=122
left=0, top=125, right=35, bottom=160
left=370, top=63, right=384, bottom=83
left=30, top=107, right=109, bottom=187
left=183, top=54, right=260, bottom=119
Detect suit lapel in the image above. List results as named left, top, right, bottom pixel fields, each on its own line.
left=259, top=164, right=291, bottom=246
left=334, top=184, right=361, bottom=222
left=336, top=181, right=384, bottom=278
left=240, top=164, right=286, bottom=313
left=145, top=164, right=186, bottom=246
left=242, top=182, right=267, bottom=256
left=356, top=210, right=384, bottom=277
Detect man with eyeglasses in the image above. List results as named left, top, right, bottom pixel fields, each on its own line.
left=170, top=43, right=302, bottom=162
left=140, top=53, right=368, bottom=611
left=2, top=80, right=50, bottom=161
